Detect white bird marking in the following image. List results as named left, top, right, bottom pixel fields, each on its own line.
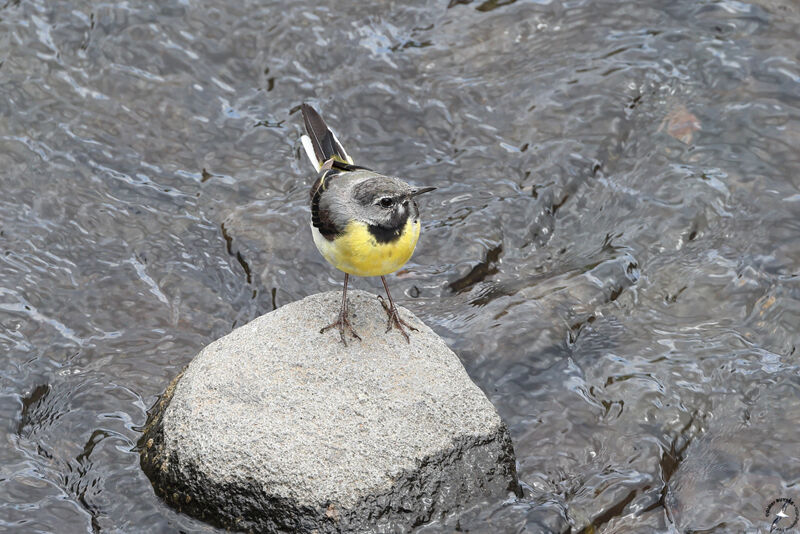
left=300, top=135, right=321, bottom=172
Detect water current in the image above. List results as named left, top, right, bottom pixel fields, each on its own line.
left=1, top=0, right=799, bottom=532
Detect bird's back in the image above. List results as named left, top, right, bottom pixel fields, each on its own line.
left=310, top=168, right=377, bottom=240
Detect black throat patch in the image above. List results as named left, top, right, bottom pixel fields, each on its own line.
left=368, top=209, right=411, bottom=244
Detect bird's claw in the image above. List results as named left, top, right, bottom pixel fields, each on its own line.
left=320, top=311, right=361, bottom=346
left=377, top=295, right=417, bottom=343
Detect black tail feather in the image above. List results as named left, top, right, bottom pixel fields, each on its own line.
left=301, top=104, right=349, bottom=164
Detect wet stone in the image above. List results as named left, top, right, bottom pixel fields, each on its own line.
left=139, top=290, right=521, bottom=533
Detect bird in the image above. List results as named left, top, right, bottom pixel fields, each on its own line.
left=299, top=103, right=435, bottom=345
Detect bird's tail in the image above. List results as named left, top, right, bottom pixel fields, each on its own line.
left=300, top=104, right=354, bottom=172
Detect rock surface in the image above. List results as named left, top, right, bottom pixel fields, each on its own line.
left=140, top=290, right=521, bottom=533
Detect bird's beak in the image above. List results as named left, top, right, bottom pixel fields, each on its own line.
left=410, top=186, right=436, bottom=197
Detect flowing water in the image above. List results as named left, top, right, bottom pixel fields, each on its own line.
left=2, top=0, right=800, bottom=532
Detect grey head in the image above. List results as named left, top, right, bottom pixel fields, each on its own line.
left=319, top=170, right=434, bottom=242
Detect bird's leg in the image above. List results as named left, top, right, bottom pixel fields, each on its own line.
left=378, top=276, right=418, bottom=343
left=320, top=273, right=361, bottom=345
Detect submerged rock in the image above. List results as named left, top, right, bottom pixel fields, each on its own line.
left=140, top=290, right=521, bottom=533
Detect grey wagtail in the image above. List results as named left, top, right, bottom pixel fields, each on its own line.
left=300, top=104, right=435, bottom=344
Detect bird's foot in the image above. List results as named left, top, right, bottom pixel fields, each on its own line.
left=378, top=295, right=418, bottom=343
left=320, top=310, right=361, bottom=346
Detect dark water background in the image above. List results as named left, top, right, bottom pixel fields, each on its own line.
left=2, top=0, right=800, bottom=532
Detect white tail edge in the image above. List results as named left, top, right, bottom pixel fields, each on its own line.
left=330, top=130, right=354, bottom=165
left=300, top=135, right=321, bottom=172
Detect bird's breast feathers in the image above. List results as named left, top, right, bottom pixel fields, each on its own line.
left=311, top=217, right=421, bottom=277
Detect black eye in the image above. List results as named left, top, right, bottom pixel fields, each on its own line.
left=379, top=197, right=394, bottom=208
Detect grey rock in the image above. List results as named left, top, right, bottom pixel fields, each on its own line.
left=140, top=290, right=521, bottom=533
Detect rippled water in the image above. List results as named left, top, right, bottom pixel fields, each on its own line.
left=2, top=0, right=799, bottom=532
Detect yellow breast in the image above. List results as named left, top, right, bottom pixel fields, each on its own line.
left=311, top=218, right=421, bottom=277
